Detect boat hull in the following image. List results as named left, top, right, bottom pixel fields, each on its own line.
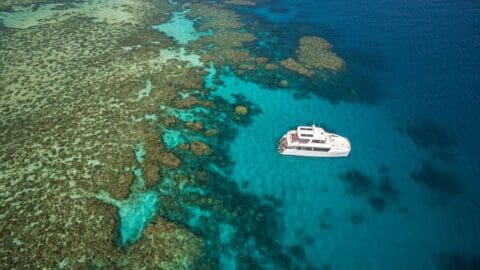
left=279, top=148, right=350, bottom=157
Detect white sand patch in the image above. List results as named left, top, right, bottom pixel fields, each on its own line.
left=150, top=47, right=204, bottom=68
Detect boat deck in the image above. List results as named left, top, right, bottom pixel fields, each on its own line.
left=290, top=132, right=309, bottom=144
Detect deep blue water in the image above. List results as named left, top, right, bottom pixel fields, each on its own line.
left=216, top=0, right=480, bottom=269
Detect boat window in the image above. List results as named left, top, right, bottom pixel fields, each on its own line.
left=300, top=127, right=313, bottom=131
left=313, top=147, right=330, bottom=152
left=312, top=139, right=323, bottom=143
left=305, top=147, right=313, bottom=151
left=295, top=147, right=301, bottom=150
left=300, top=134, right=313, bottom=137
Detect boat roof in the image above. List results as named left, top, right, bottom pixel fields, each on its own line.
left=297, top=125, right=327, bottom=141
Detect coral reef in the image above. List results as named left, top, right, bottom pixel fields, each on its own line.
left=224, top=0, right=257, bottom=6
left=0, top=0, right=202, bottom=268
left=184, top=3, right=274, bottom=76
left=0, top=0, right=152, bottom=29
left=127, top=217, right=202, bottom=269
left=281, top=36, right=345, bottom=77
left=280, top=57, right=314, bottom=77
left=0, top=0, right=63, bottom=11
left=298, top=36, right=345, bottom=71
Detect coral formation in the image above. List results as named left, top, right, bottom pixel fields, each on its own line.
left=204, top=128, right=219, bottom=137
left=159, top=152, right=183, bottom=169
left=185, top=121, right=204, bottom=131
left=190, top=140, right=212, bottom=156
left=281, top=36, right=345, bottom=77
left=127, top=217, right=202, bottom=269
left=184, top=3, right=274, bottom=76
left=234, top=105, right=249, bottom=115
left=280, top=57, right=314, bottom=77
left=298, top=36, right=345, bottom=71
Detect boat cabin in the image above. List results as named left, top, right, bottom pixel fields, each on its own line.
left=284, top=125, right=333, bottom=151
left=297, top=126, right=327, bottom=143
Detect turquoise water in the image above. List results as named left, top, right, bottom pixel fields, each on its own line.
left=212, top=71, right=476, bottom=269
left=152, top=10, right=212, bottom=45
left=118, top=191, right=159, bottom=247
left=95, top=144, right=160, bottom=248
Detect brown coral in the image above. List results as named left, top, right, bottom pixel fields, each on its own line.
left=280, top=58, right=314, bottom=77
left=190, top=140, right=212, bottom=156
left=204, top=129, right=219, bottom=137
left=127, top=217, right=202, bottom=269
left=280, top=36, right=344, bottom=77
left=185, top=121, right=204, bottom=131
left=298, top=36, right=345, bottom=71
left=0, top=1, right=204, bottom=267
left=234, top=105, right=248, bottom=116
left=159, top=152, right=182, bottom=169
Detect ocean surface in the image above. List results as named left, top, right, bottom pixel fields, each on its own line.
left=217, top=0, right=480, bottom=269
left=1, top=0, right=479, bottom=269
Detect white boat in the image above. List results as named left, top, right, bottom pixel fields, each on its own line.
left=278, top=125, right=351, bottom=157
